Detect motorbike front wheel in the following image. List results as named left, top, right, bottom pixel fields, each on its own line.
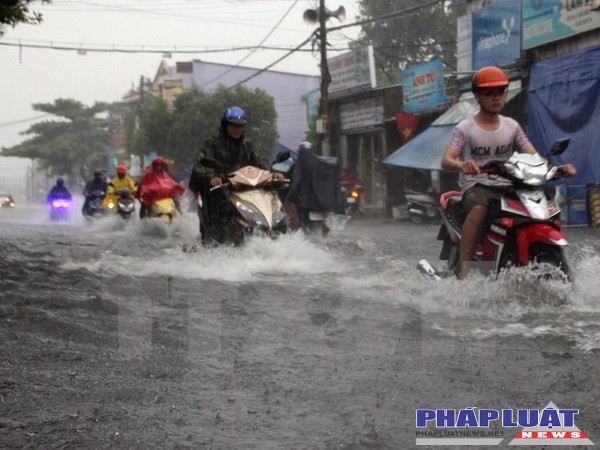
left=529, top=242, right=570, bottom=281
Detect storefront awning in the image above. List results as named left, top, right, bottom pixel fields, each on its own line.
left=382, top=124, right=454, bottom=170
left=383, top=82, right=522, bottom=170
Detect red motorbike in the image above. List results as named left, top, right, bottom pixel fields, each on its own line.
left=419, top=138, right=571, bottom=280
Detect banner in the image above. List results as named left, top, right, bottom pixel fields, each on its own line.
left=395, top=112, right=421, bottom=143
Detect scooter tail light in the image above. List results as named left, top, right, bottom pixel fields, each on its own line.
left=501, top=217, right=514, bottom=228
left=351, top=190, right=359, bottom=198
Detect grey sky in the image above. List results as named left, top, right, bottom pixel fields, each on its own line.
left=0, top=0, right=362, bottom=149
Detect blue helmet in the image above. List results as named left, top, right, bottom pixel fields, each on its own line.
left=57, top=177, right=64, bottom=186
left=221, top=106, right=247, bottom=127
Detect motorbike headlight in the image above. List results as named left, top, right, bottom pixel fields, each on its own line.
left=236, top=201, right=266, bottom=226
left=108, top=202, right=115, bottom=209
left=521, top=164, right=547, bottom=186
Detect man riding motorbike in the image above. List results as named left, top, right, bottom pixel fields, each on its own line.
left=189, top=106, right=284, bottom=242
left=440, top=66, right=576, bottom=279
left=82, top=168, right=108, bottom=217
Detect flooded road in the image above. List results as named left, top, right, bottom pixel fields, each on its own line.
left=1, top=203, right=599, bottom=448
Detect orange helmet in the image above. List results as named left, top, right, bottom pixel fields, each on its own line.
left=472, top=66, right=509, bottom=92
left=116, top=165, right=127, bottom=174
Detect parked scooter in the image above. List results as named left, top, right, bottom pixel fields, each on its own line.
left=198, top=157, right=286, bottom=245
left=405, top=188, right=440, bottom=223
left=107, top=188, right=136, bottom=220
left=419, top=138, right=572, bottom=280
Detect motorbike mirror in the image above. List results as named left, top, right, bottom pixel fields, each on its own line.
left=275, top=151, right=290, bottom=163
left=549, top=138, right=570, bottom=156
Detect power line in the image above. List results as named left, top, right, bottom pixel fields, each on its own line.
left=0, top=40, right=317, bottom=55
left=0, top=114, right=51, bottom=128
left=199, top=0, right=300, bottom=88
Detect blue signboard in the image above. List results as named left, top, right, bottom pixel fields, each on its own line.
left=400, top=59, right=447, bottom=114
left=472, top=0, right=521, bottom=70
left=523, top=0, right=600, bottom=50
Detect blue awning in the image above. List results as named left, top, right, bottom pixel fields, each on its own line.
left=383, top=82, right=523, bottom=171
left=382, top=124, right=454, bottom=170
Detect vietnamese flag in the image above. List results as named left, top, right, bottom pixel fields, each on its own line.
left=395, top=111, right=421, bottom=143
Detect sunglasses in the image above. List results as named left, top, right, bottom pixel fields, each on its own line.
left=479, top=87, right=508, bottom=97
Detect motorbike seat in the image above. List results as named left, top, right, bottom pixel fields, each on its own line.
left=444, top=195, right=466, bottom=231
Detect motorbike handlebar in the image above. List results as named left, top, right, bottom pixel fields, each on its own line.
left=465, top=168, right=498, bottom=176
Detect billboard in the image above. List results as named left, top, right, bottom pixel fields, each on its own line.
left=339, top=97, right=384, bottom=134
left=523, top=0, right=600, bottom=49
left=472, top=0, right=521, bottom=70
left=400, top=59, right=448, bottom=114
left=328, top=46, right=376, bottom=98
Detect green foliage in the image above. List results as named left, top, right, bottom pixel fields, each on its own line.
left=1, top=99, right=116, bottom=179
left=355, top=0, right=463, bottom=82
left=0, top=0, right=47, bottom=36
left=136, top=85, right=279, bottom=171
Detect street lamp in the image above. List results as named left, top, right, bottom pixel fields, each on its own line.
left=304, top=1, right=345, bottom=154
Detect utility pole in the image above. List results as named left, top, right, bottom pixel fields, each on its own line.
left=304, top=2, right=344, bottom=156
left=318, top=0, right=330, bottom=155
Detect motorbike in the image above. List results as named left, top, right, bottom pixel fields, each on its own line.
left=48, top=197, right=72, bottom=221
left=198, top=157, right=286, bottom=245
left=418, top=138, right=572, bottom=280
left=107, top=188, right=136, bottom=220
left=83, top=190, right=106, bottom=221
left=405, top=188, right=440, bottom=223
left=148, top=197, right=177, bottom=223
left=340, top=184, right=362, bottom=216
left=271, top=150, right=331, bottom=236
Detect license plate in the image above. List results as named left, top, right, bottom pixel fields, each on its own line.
left=308, top=211, right=324, bottom=221
left=346, top=197, right=356, bottom=203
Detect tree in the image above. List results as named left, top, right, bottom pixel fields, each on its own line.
left=144, top=84, right=279, bottom=174
left=1, top=99, right=116, bottom=180
left=0, top=0, right=48, bottom=36
left=128, top=96, right=172, bottom=158
left=355, top=0, right=464, bottom=85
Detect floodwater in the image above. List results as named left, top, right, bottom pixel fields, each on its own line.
left=1, top=201, right=599, bottom=448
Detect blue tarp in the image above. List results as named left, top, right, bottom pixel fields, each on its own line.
left=527, top=45, right=600, bottom=185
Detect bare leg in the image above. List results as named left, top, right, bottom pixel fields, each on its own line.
left=459, top=204, right=487, bottom=279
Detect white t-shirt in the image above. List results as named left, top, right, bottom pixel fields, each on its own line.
left=447, top=115, right=533, bottom=191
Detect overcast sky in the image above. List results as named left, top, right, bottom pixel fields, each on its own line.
left=0, top=0, right=362, bottom=149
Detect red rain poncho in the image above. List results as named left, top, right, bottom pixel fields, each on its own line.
left=137, top=157, right=185, bottom=207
